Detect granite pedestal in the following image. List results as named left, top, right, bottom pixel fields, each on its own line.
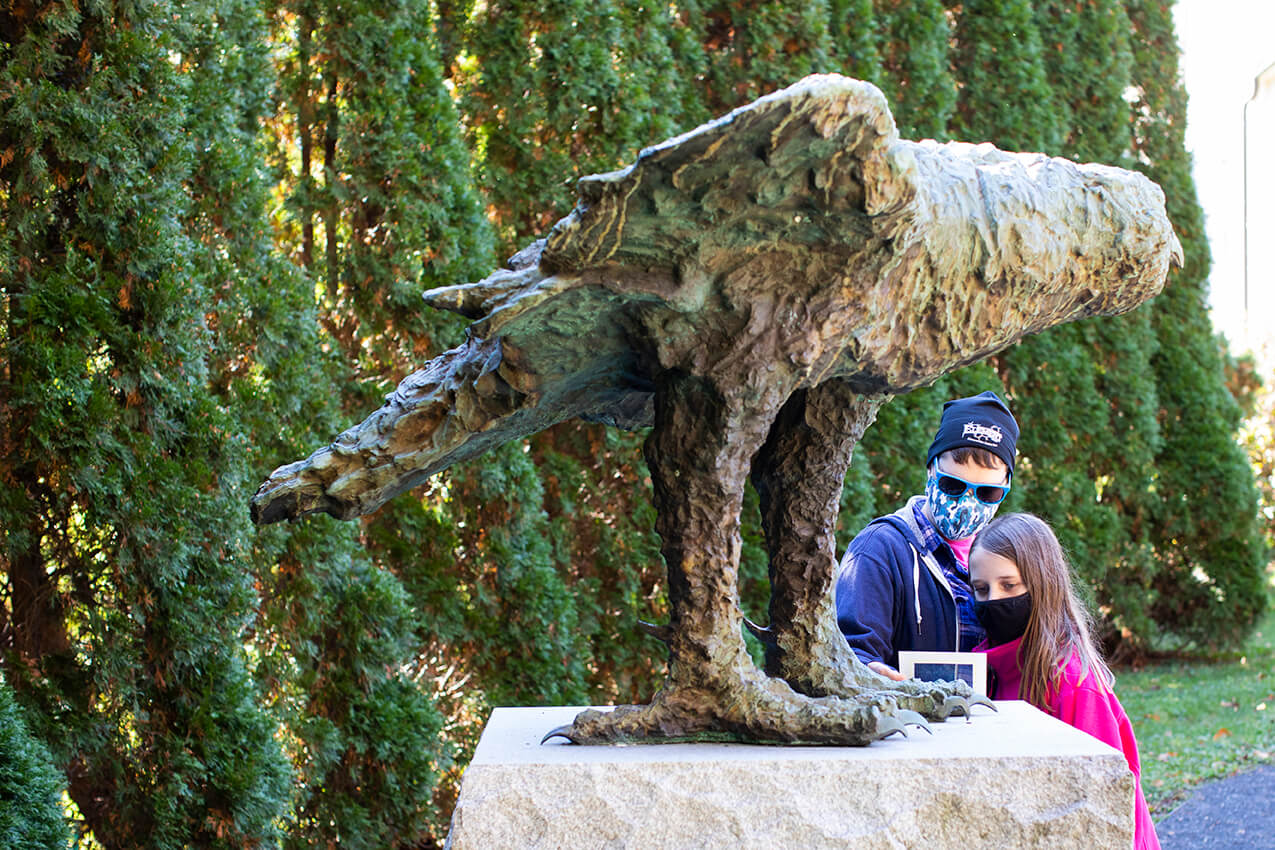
left=445, top=700, right=1134, bottom=849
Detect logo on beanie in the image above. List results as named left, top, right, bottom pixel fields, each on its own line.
left=962, top=422, right=1004, bottom=446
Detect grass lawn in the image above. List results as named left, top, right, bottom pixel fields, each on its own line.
left=1116, top=605, right=1275, bottom=818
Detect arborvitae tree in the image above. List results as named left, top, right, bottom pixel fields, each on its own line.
left=443, top=0, right=711, bottom=718
left=939, top=0, right=1064, bottom=536
left=528, top=427, right=668, bottom=702
left=993, top=0, right=1166, bottom=651
left=275, top=0, right=492, bottom=390
left=1036, top=0, right=1135, bottom=162
left=452, top=0, right=698, bottom=255
left=260, top=543, right=451, bottom=849
left=1036, top=0, right=1162, bottom=642
left=441, top=3, right=705, bottom=743
left=266, top=1, right=496, bottom=843
left=836, top=0, right=966, bottom=544
left=2, top=3, right=1266, bottom=844
left=1126, top=0, right=1267, bottom=648
left=437, top=444, right=594, bottom=707
left=0, top=1, right=291, bottom=845
left=0, top=674, right=68, bottom=849
left=846, top=0, right=1048, bottom=549
left=996, top=318, right=1164, bottom=645
left=614, top=0, right=715, bottom=143
left=945, top=0, right=1062, bottom=152
left=827, top=0, right=882, bottom=80
left=177, top=1, right=463, bottom=844
left=675, top=0, right=837, bottom=118
left=871, top=0, right=955, bottom=139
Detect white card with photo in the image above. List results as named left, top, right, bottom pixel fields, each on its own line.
left=896, top=650, right=988, bottom=696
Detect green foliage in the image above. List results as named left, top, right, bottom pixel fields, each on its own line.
left=939, top=0, right=1256, bottom=659
left=265, top=547, right=450, bottom=849
left=264, top=0, right=494, bottom=844
left=448, top=442, right=594, bottom=706
left=453, top=0, right=696, bottom=254
left=1145, top=279, right=1267, bottom=647
left=1034, top=0, right=1134, bottom=163
left=531, top=426, right=669, bottom=703
left=1125, top=0, right=1267, bottom=648
left=1, top=2, right=292, bottom=845
left=998, top=317, right=1164, bottom=646
left=827, top=0, right=882, bottom=81
left=871, top=0, right=955, bottom=139
left=0, top=674, right=69, bottom=849
left=2, top=1, right=1267, bottom=845
left=946, top=0, right=1063, bottom=152
left=988, top=0, right=1160, bottom=652
left=182, top=4, right=461, bottom=845
left=273, top=0, right=493, bottom=395
left=674, top=0, right=838, bottom=118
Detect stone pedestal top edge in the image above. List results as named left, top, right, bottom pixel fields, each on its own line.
left=471, top=700, right=1127, bottom=768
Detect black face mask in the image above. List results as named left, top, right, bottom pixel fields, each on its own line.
left=974, top=593, right=1032, bottom=647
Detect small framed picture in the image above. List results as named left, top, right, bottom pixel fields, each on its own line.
left=897, top=651, right=988, bottom=696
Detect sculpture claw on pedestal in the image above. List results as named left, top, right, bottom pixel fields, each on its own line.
left=941, top=696, right=974, bottom=721
left=897, top=710, right=932, bottom=735
left=967, top=694, right=998, bottom=714
left=873, top=714, right=907, bottom=741
left=541, top=725, right=578, bottom=745
left=251, top=75, right=1180, bottom=746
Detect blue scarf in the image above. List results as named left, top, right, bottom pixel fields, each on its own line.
left=912, top=500, right=984, bottom=651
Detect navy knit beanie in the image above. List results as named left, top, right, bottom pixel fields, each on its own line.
left=926, top=391, right=1018, bottom=473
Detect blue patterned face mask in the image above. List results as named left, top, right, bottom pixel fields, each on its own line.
left=925, top=468, right=1004, bottom=541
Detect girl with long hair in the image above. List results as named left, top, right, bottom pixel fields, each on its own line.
left=970, top=512, right=1160, bottom=850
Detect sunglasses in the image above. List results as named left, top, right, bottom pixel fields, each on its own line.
left=933, top=471, right=1011, bottom=505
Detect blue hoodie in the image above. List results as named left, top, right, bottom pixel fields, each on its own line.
left=835, top=495, right=982, bottom=669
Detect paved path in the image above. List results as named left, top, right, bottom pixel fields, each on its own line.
left=1158, top=765, right=1275, bottom=849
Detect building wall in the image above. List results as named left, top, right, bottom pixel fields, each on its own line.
left=1245, top=62, right=1275, bottom=355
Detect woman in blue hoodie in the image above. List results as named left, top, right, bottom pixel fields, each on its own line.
left=834, top=391, right=1017, bottom=680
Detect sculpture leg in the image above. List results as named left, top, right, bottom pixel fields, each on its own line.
left=546, top=373, right=915, bottom=745
left=749, top=380, right=990, bottom=721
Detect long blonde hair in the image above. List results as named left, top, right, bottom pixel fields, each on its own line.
left=971, top=513, right=1112, bottom=710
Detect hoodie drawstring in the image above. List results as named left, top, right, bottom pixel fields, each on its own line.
left=912, top=546, right=923, bottom=634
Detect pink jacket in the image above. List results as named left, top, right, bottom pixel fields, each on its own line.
left=979, top=637, right=1160, bottom=850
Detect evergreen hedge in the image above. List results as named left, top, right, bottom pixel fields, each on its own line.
left=0, top=674, right=68, bottom=850
left=1, top=0, right=1266, bottom=844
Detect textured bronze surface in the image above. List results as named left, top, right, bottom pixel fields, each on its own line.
left=252, top=76, right=1179, bottom=745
